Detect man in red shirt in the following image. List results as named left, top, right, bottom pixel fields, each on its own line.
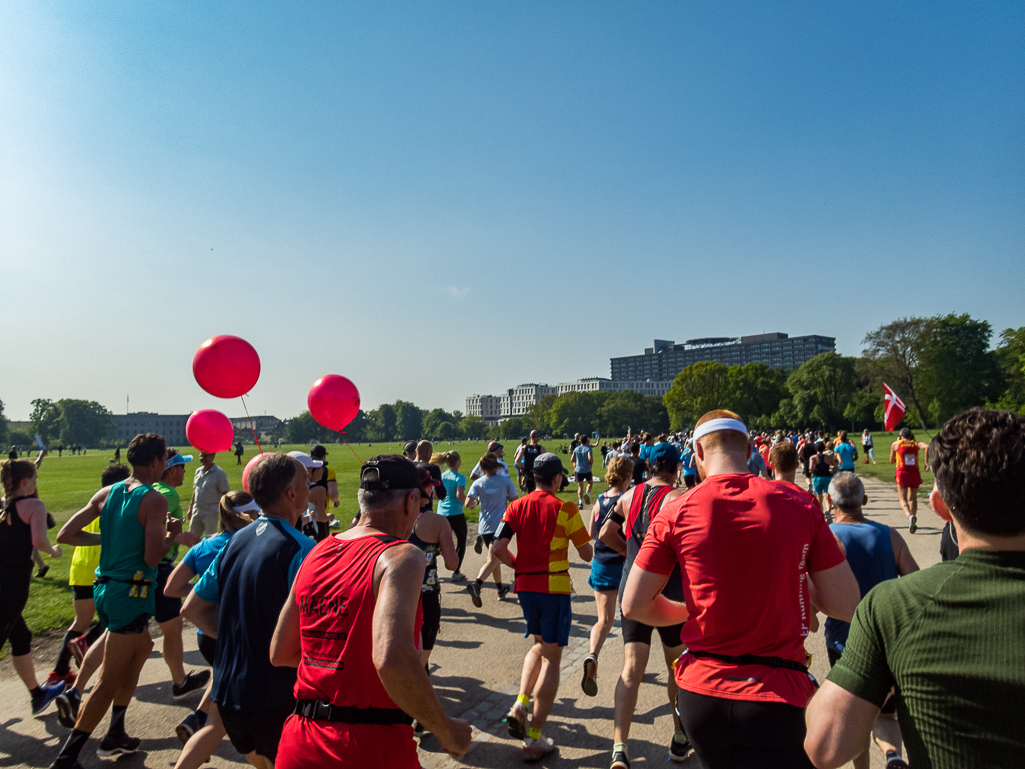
left=622, top=410, right=859, bottom=769
left=493, top=453, right=592, bottom=761
left=270, top=455, right=471, bottom=768
left=770, top=441, right=817, bottom=504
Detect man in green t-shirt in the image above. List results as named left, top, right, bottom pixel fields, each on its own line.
left=153, top=450, right=208, bottom=699
left=805, top=408, right=1025, bottom=769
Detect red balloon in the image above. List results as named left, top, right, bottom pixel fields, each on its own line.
left=186, top=409, right=235, bottom=453
left=308, top=375, right=361, bottom=431
left=242, top=452, right=268, bottom=493
left=193, top=335, right=261, bottom=399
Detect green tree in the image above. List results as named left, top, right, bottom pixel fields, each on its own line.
left=728, top=363, right=788, bottom=423
left=343, top=410, right=368, bottom=442
left=394, top=401, right=424, bottom=442
left=991, top=327, right=1025, bottom=413
left=549, top=392, right=598, bottom=437
left=30, top=399, right=60, bottom=444
left=54, top=400, right=116, bottom=447
left=459, top=416, right=488, bottom=440
left=919, top=314, right=1000, bottom=425
left=664, top=362, right=732, bottom=430
left=862, top=317, right=930, bottom=428
left=423, top=408, right=456, bottom=438
left=783, top=352, right=858, bottom=429
left=595, top=391, right=651, bottom=436
left=500, top=417, right=527, bottom=440
left=367, top=404, right=397, bottom=442
left=523, top=394, right=557, bottom=435
left=0, top=398, right=7, bottom=448
left=285, top=411, right=332, bottom=443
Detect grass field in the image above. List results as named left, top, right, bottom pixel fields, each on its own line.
left=14, top=430, right=936, bottom=639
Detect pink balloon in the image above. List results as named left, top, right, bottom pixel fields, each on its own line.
left=193, top=335, right=261, bottom=399
left=186, top=409, right=235, bottom=453
left=308, top=375, right=361, bottom=431
left=242, top=452, right=268, bottom=493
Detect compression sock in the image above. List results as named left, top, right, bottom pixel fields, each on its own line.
left=55, top=630, right=82, bottom=676
left=613, top=742, right=628, bottom=757
left=192, top=709, right=208, bottom=728
left=474, top=577, right=483, bottom=588
left=516, top=694, right=530, bottom=709
left=527, top=726, right=542, bottom=741
left=106, top=705, right=128, bottom=738
left=53, top=729, right=91, bottom=769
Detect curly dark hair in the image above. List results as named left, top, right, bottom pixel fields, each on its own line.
left=929, top=409, right=1025, bottom=537
left=126, top=433, right=166, bottom=468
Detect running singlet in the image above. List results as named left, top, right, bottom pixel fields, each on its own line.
left=408, top=511, right=440, bottom=592
left=521, top=444, right=544, bottom=475
left=825, top=520, right=897, bottom=653
left=811, top=453, right=833, bottom=477
left=99, top=481, right=155, bottom=583
left=0, top=497, right=34, bottom=565
left=895, top=440, right=922, bottom=487
left=592, top=492, right=625, bottom=567
left=613, top=484, right=683, bottom=604
left=278, top=533, right=422, bottom=769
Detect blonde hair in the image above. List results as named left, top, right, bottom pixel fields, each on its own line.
left=437, top=451, right=460, bottom=469
left=218, top=491, right=257, bottom=533
left=604, top=456, right=633, bottom=487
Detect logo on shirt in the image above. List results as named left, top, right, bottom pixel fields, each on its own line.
left=256, top=521, right=267, bottom=536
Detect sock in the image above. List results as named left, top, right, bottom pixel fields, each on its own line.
left=107, top=704, right=128, bottom=738
left=55, top=630, right=82, bottom=676
left=193, top=709, right=208, bottom=728
left=516, top=693, right=530, bottom=708
left=54, top=729, right=91, bottom=768
left=527, top=726, right=541, bottom=741
left=673, top=730, right=688, bottom=744
left=475, top=578, right=483, bottom=587
left=613, top=742, right=628, bottom=757
left=29, top=686, right=43, bottom=702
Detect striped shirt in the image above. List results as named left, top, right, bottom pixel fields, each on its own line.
left=500, top=490, right=590, bottom=594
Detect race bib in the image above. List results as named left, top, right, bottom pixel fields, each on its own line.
left=905, top=455, right=916, bottom=466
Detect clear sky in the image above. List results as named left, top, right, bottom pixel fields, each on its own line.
left=2, top=2, right=1022, bottom=421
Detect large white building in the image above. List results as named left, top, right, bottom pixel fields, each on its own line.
left=467, top=378, right=671, bottom=425
left=555, top=377, right=673, bottom=398
left=111, top=413, right=190, bottom=446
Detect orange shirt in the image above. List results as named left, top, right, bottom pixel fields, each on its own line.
left=500, top=490, right=590, bottom=594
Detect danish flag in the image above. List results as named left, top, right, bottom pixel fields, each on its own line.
left=883, top=383, right=906, bottom=432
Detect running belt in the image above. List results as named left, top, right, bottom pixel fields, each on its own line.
left=295, top=699, right=412, bottom=725
left=686, top=649, right=812, bottom=675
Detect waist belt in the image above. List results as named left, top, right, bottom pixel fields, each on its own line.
left=94, top=575, right=152, bottom=586
left=294, top=699, right=412, bottom=726
left=686, top=649, right=809, bottom=674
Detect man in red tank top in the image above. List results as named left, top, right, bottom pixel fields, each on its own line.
left=271, top=455, right=471, bottom=768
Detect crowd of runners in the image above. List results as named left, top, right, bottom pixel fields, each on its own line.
left=0, top=407, right=1022, bottom=769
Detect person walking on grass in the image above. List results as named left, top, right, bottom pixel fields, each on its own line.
left=187, top=452, right=230, bottom=539
left=572, top=435, right=594, bottom=507
left=52, top=433, right=181, bottom=768
left=465, top=452, right=519, bottom=607
left=495, top=453, right=592, bottom=761
left=861, top=429, right=876, bottom=464
left=889, top=427, right=930, bottom=533
left=0, top=457, right=65, bottom=717
left=435, top=451, right=468, bottom=580
left=581, top=455, right=632, bottom=699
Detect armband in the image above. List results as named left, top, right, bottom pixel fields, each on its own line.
left=494, top=522, right=514, bottom=542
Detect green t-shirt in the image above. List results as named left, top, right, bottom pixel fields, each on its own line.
left=153, top=481, right=183, bottom=563
left=828, top=548, right=1025, bottom=769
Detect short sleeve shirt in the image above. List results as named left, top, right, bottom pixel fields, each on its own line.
left=746, top=451, right=767, bottom=476
left=437, top=470, right=466, bottom=517
left=834, top=442, right=858, bottom=470
left=192, top=465, right=230, bottom=518
left=634, top=474, right=844, bottom=706
left=153, top=481, right=183, bottom=562
left=572, top=445, right=593, bottom=473
left=466, top=474, right=519, bottom=536
left=499, top=490, right=590, bottom=594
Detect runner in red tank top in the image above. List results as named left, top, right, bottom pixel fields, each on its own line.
left=271, top=456, right=471, bottom=768
left=889, top=428, right=930, bottom=533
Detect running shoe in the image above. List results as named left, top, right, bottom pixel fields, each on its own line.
left=176, top=712, right=203, bottom=743
left=451, top=571, right=467, bottom=582
left=36, top=564, right=50, bottom=579
left=328, top=519, right=341, bottom=528
left=31, top=680, right=66, bottom=715
left=96, top=733, right=141, bottom=757
left=503, top=701, right=528, bottom=740
left=609, top=751, right=630, bottom=769
left=580, top=654, right=598, bottom=697
left=886, top=759, right=910, bottom=769
left=55, top=687, right=82, bottom=728
left=496, top=583, right=510, bottom=601
left=466, top=581, right=483, bottom=608
left=908, top=515, right=918, bottom=534
left=46, top=670, right=77, bottom=687
left=68, top=635, right=90, bottom=667
left=172, top=669, right=211, bottom=699
left=474, top=534, right=483, bottom=554
left=669, top=733, right=694, bottom=762
left=522, top=735, right=556, bottom=761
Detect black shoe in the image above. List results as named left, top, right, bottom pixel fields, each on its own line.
left=36, top=564, right=50, bottom=579
left=466, top=581, right=483, bottom=608
left=497, top=583, right=510, bottom=600
left=172, top=670, right=211, bottom=699
left=96, top=733, right=141, bottom=757
left=610, top=750, right=630, bottom=769
left=55, top=687, right=81, bottom=728
left=474, top=534, right=483, bottom=554
left=581, top=654, right=598, bottom=697
left=669, top=733, right=693, bottom=762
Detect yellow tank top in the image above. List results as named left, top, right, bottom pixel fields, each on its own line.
left=68, top=517, right=101, bottom=586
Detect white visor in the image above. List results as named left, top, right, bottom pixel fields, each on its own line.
left=692, top=417, right=749, bottom=442
left=233, top=500, right=261, bottom=515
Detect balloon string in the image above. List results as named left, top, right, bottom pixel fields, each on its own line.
left=241, top=396, right=264, bottom=454
left=340, top=431, right=362, bottom=464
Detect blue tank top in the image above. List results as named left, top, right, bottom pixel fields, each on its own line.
left=592, top=492, right=626, bottom=566
left=99, top=480, right=157, bottom=582
left=826, top=520, right=898, bottom=652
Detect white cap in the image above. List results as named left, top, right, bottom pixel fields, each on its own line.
left=287, top=450, right=324, bottom=469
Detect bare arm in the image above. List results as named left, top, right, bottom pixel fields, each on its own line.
left=621, top=565, right=688, bottom=626
left=598, top=519, right=627, bottom=556
left=576, top=541, right=593, bottom=563
left=182, top=591, right=219, bottom=637
left=805, top=681, right=881, bottom=768
left=493, top=537, right=515, bottom=569
left=889, top=443, right=897, bottom=464
left=806, top=561, right=860, bottom=622
left=164, top=561, right=198, bottom=599
left=309, top=486, right=327, bottom=521
left=436, top=517, right=459, bottom=572
left=33, top=449, right=47, bottom=469
left=463, top=492, right=478, bottom=511
left=921, top=442, right=930, bottom=471
left=57, top=487, right=110, bottom=547
left=328, top=479, right=339, bottom=507
left=24, top=500, right=61, bottom=556
left=889, top=529, right=920, bottom=576
left=455, top=484, right=466, bottom=505
left=373, top=544, right=471, bottom=758
left=270, top=583, right=302, bottom=668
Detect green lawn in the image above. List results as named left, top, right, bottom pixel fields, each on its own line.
left=839, top=430, right=937, bottom=496
left=18, top=440, right=611, bottom=638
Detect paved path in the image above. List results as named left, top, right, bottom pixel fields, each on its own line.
left=1, top=472, right=941, bottom=769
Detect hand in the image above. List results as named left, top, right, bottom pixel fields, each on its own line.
left=176, top=532, right=200, bottom=547
left=440, top=717, right=472, bottom=758
left=333, top=500, right=340, bottom=508
left=167, top=515, right=183, bottom=537
left=50, top=545, right=63, bottom=558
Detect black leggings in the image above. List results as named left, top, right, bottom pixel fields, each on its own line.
left=677, top=689, right=815, bottom=769
left=0, top=565, right=33, bottom=657
left=447, top=514, right=467, bottom=572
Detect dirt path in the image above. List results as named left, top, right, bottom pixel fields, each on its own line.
left=1, top=473, right=941, bottom=769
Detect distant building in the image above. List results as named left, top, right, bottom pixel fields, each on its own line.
left=111, top=413, right=189, bottom=446
left=229, top=415, right=284, bottom=443
left=610, top=333, right=835, bottom=381
left=466, top=383, right=558, bottom=426
left=556, top=377, right=673, bottom=398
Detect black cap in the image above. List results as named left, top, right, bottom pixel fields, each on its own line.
left=403, top=440, right=417, bottom=454
left=414, top=461, right=443, bottom=489
left=359, top=455, right=426, bottom=494
left=310, top=444, right=328, bottom=459
left=533, top=452, right=565, bottom=479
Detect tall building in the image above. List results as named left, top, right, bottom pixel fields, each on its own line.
left=111, top=413, right=190, bottom=446
left=610, top=333, right=835, bottom=381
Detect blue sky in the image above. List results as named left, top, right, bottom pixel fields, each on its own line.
left=2, top=2, right=1022, bottom=421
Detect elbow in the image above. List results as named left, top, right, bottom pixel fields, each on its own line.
left=803, top=734, right=843, bottom=769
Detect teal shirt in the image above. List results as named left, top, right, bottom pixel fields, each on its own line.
left=437, top=470, right=466, bottom=517
left=99, top=480, right=157, bottom=582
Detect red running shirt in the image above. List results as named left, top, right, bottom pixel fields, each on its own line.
left=634, top=474, right=845, bottom=707
left=500, top=490, right=590, bottom=594
left=278, top=533, right=423, bottom=769
left=894, top=440, right=922, bottom=488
